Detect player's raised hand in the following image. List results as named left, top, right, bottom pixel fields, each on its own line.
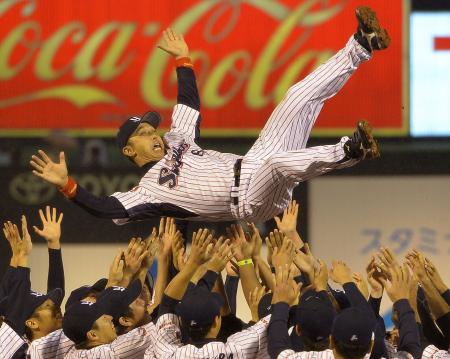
left=248, top=223, right=262, bottom=261
left=33, top=206, right=63, bottom=250
left=272, top=264, right=301, bottom=306
left=123, top=237, right=148, bottom=285
left=206, top=237, right=233, bottom=273
left=157, top=28, right=189, bottom=59
left=274, top=200, right=304, bottom=249
left=379, top=263, right=411, bottom=303
left=329, top=260, right=353, bottom=285
left=227, top=224, right=254, bottom=261
left=249, top=286, right=266, bottom=322
left=30, top=150, right=69, bottom=187
left=366, top=255, right=384, bottom=298
left=188, top=228, right=213, bottom=266
left=3, top=221, right=21, bottom=266
left=107, top=249, right=125, bottom=287
left=142, top=227, right=159, bottom=269
left=271, top=232, right=295, bottom=269
left=424, top=256, right=448, bottom=294
left=313, top=258, right=328, bottom=291
left=158, top=217, right=176, bottom=258
left=352, top=272, right=369, bottom=299
left=293, top=243, right=315, bottom=280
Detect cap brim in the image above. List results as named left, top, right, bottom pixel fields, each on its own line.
left=141, top=111, right=161, bottom=129
left=91, top=278, right=108, bottom=292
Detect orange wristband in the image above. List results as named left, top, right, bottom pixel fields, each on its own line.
left=58, top=176, right=77, bottom=199
left=175, top=56, right=193, bottom=68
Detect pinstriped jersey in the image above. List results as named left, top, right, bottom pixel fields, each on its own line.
left=27, top=329, right=73, bottom=359
left=112, top=104, right=241, bottom=224
left=420, top=346, right=449, bottom=359
left=0, top=322, right=26, bottom=359
left=278, top=349, right=372, bottom=359
left=149, top=313, right=270, bottom=359
left=64, top=321, right=156, bottom=359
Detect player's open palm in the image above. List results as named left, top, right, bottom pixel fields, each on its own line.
left=157, top=28, right=189, bottom=59
left=30, top=150, right=69, bottom=187
left=33, top=206, right=63, bottom=249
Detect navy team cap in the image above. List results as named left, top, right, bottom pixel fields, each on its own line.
left=116, top=111, right=161, bottom=150
left=176, top=286, right=223, bottom=328
left=296, top=290, right=336, bottom=342
left=332, top=307, right=376, bottom=347
left=63, top=280, right=142, bottom=344
left=65, top=278, right=108, bottom=311
left=25, top=288, right=64, bottom=320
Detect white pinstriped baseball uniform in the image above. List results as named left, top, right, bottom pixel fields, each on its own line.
left=64, top=321, right=157, bottom=359
left=278, top=349, right=372, bottom=359
left=0, top=322, right=26, bottom=359
left=26, top=329, right=73, bottom=359
left=149, top=313, right=270, bottom=359
left=112, top=36, right=370, bottom=223
left=421, top=345, right=450, bottom=359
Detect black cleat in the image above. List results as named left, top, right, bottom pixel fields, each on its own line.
left=354, top=6, right=391, bottom=52
left=344, top=120, right=380, bottom=160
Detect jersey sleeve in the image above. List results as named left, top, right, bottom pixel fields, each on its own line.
left=109, top=321, right=156, bottom=358
left=169, top=104, right=201, bottom=141
left=0, top=323, right=26, bottom=359
left=27, top=329, right=74, bottom=359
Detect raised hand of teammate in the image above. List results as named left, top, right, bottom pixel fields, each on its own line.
left=270, top=231, right=295, bottom=269
left=171, top=230, right=185, bottom=271
left=206, top=237, right=233, bottom=273
left=329, top=260, right=353, bottom=285
left=158, top=217, right=176, bottom=258
left=157, top=27, right=189, bottom=59
left=249, top=286, right=266, bottom=322
left=3, top=216, right=32, bottom=267
left=33, top=206, right=63, bottom=250
left=274, top=200, right=304, bottom=249
left=293, top=243, right=315, bottom=283
left=123, top=237, right=149, bottom=286
left=424, top=256, right=449, bottom=294
left=30, top=150, right=69, bottom=187
left=313, top=258, right=329, bottom=292
left=141, top=227, right=159, bottom=270
left=366, top=255, right=384, bottom=298
left=227, top=224, right=254, bottom=261
left=379, top=263, right=411, bottom=303
left=271, top=264, right=300, bottom=307
left=352, top=272, right=369, bottom=299
left=107, top=249, right=125, bottom=287
left=188, top=228, right=214, bottom=267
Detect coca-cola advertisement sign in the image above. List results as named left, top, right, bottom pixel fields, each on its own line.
left=0, top=0, right=405, bottom=135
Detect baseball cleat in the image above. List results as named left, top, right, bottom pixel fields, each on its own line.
left=354, top=6, right=391, bottom=52
left=344, top=120, right=380, bottom=160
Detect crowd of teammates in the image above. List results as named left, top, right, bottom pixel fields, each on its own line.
left=0, top=201, right=449, bottom=359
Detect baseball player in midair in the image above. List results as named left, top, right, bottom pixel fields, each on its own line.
left=30, top=7, right=390, bottom=224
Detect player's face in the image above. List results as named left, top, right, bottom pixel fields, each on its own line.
left=33, top=299, right=63, bottom=334
left=92, top=314, right=117, bottom=344
left=128, top=296, right=151, bottom=328
left=126, top=123, right=165, bottom=164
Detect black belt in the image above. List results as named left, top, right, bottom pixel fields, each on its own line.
left=233, top=159, right=242, bottom=205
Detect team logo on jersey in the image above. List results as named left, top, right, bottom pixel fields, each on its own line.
left=158, top=142, right=190, bottom=189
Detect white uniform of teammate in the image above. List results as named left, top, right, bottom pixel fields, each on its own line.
left=26, top=328, right=73, bottom=359
left=148, top=313, right=269, bottom=359
left=112, top=36, right=370, bottom=224
left=64, top=321, right=157, bottom=359
left=0, top=322, right=26, bottom=359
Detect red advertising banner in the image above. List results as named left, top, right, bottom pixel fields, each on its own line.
left=0, top=0, right=406, bottom=136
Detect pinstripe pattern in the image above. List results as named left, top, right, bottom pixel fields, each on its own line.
left=151, top=313, right=270, bottom=359
left=27, top=329, right=73, bottom=359
left=112, top=37, right=371, bottom=224
left=421, top=345, right=450, bottom=359
left=64, top=322, right=156, bottom=359
left=0, top=322, right=26, bottom=359
left=278, top=349, right=372, bottom=359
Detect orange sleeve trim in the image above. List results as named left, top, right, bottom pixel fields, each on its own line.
left=59, top=176, right=78, bottom=199
left=175, top=57, right=193, bottom=68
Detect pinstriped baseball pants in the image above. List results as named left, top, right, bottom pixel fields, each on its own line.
left=237, top=36, right=372, bottom=222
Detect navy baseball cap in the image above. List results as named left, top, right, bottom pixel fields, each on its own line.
left=25, top=288, right=64, bottom=320
left=116, top=111, right=162, bottom=149
left=176, top=286, right=223, bottom=328
left=332, top=307, right=376, bottom=347
left=65, top=278, right=108, bottom=311
left=296, top=290, right=336, bottom=342
left=63, top=280, right=142, bottom=344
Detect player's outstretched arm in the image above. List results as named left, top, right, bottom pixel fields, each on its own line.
left=158, top=28, right=202, bottom=140
left=30, top=150, right=129, bottom=220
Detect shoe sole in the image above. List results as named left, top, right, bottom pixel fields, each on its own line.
left=359, top=120, right=380, bottom=159
left=356, top=6, right=391, bottom=50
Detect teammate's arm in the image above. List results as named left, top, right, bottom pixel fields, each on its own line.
left=30, top=150, right=129, bottom=219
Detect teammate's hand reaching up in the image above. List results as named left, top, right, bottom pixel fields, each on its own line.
left=187, top=228, right=214, bottom=266
left=206, top=238, right=233, bottom=273
left=157, top=28, right=189, bottom=59
left=329, top=260, right=353, bottom=285
left=30, top=150, right=69, bottom=187
left=272, top=264, right=301, bottom=307
left=33, top=206, right=63, bottom=250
